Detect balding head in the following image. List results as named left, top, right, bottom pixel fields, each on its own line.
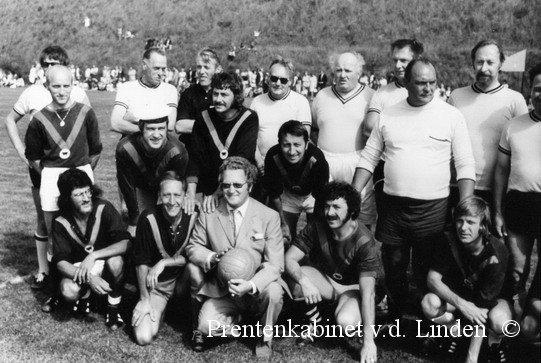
left=331, top=51, right=364, bottom=94
left=46, top=65, right=73, bottom=108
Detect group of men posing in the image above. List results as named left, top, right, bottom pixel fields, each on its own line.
left=4, top=38, right=540, bottom=362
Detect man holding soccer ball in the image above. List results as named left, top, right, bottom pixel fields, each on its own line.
left=185, top=156, right=285, bottom=358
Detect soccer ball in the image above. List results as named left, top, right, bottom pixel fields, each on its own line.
left=217, top=248, right=257, bottom=285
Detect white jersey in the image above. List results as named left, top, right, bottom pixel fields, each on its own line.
left=114, top=79, right=178, bottom=120
left=250, top=89, right=311, bottom=159
left=13, top=84, right=89, bottom=117
left=367, top=80, right=407, bottom=114
left=312, top=84, right=374, bottom=154
left=448, top=83, right=528, bottom=191
left=359, top=98, right=475, bottom=200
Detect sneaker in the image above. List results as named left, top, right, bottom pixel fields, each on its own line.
left=296, top=323, right=316, bottom=347
left=41, top=295, right=61, bottom=313
left=30, top=273, right=49, bottom=290
left=73, top=297, right=90, bottom=317
left=105, top=304, right=124, bottom=331
left=486, top=342, right=508, bottom=363
left=191, top=329, right=205, bottom=352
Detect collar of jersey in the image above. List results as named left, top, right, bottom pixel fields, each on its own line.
left=471, top=83, right=503, bottom=94
left=331, top=84, right=365, bottom=104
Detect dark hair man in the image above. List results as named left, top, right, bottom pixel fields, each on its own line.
left=51, top=168, right=130, bottom=330
left=263, top=120, right=329, bottom=244
left=285, top=181, right=380, bottom=363
left=185, top=72, right=258, bottom=214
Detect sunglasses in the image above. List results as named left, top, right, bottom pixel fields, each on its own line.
left=269, top=75, right=289, bottom=85
left=41, top=61, right=61, bottom=68
left=220, top=182, right=248, bottom=190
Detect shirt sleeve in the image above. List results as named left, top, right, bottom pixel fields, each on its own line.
left=292, top=222, right=316, bottom=256
left=85, top=108, right=103, bottom=156
left=296, top=95, right=312, bottom=126
left=263, top=150, right=284, bottom=199
left=52, top=219, right=75, bottom=265
left=451, top=113, right=476, bottom=181
left=13, top=88, right=32, bottom=116
left=166, top=85, right=178, bottom=109
left=367, top=91, right=383, bottom=114
left=357, top=117, right=384, bottom=172
left=114, top=82, right=129, bottom=109
left=497, top=121, right=511, bottom=155
left=133, top=211, right=159, bottom=266
left=177, top=88, right=195, bottom=120
left=309, top=151, right=330, bottom=201
left=24, top=118, right=46, bottom=161
left=102, top=201, right=131, bottom=244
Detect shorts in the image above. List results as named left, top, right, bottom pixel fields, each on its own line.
left=40, top=165, right=94, bottom=212
left=73, top=260, right=105, bottom=276
left=321, top=149, right=375, bottom=224
left=282, top=189, right=314, bottom=215
left=326, top=274, right=359, bottom=301
left=150, top=272, right=180, bottom=301
left=376, top=193, right=447, bottom=246
left=504, top=190, right=541, bottom=238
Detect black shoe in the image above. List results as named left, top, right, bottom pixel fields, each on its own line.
left=486, top=342, right=508, bottom=363
left=41, top=295, right=60, bottom=313
left=31, top=273, right=49, bottom=290
left=191, top=329, right=205, bottom=352
left=73, top=297, right=90, bottom=317
left=105, top=304, right=124, bottom=331
left=440, top=337, right=458, bottom=355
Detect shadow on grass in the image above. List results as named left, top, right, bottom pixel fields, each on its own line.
left=1, top=231, right=36, bottom=277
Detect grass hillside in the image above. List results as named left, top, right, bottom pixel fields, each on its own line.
left=0, top=0, right=539, bottom=89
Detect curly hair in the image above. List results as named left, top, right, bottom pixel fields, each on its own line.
left=57, top=168, right=102, bottom=215
left=211, top=71, right=244, bottom=109
left=320, top=181, right=361, bottom=221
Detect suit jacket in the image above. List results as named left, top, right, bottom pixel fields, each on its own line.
left=186, top=197, right=284, bottom=298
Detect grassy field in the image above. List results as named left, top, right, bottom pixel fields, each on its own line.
left=0, top=88, right=538, bottom=362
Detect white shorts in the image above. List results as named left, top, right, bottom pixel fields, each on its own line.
left=40, top=165, right=94, bottom=212
left=325, top=274, right=359, bottom=301
left=282, top=189, right=315, bottom=215
left=73, top=259, right=105, bottom=276
left=321, top=149, right=376, bottom=225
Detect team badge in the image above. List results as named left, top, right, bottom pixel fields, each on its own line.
left=84, top=245, right=94, bottom=253
left=220, top=149, right=229, bottom=160
left=59, top=148, right=71, bottom=159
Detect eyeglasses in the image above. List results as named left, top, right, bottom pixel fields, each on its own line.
left=72, top=189, right=93, bottom=199
left=269, top=75, right=289, bottom=85
left=220, top=182, right=248, bottom=190
left=41, top=60, right=61, bottom=68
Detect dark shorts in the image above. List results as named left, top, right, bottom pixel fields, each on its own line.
left=376, top=193, right=448, bottom=246
left=504, top=190, right=541, bottom=238
left=29, top=167, right=41, bottom=188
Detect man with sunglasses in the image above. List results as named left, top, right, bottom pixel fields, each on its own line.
left=186, top=156, right=285, bottom=358
left=311, top=51, right=376, bottom=226
left=250, top=58, right=311, bottom=175
left=4, top=46, right=90, bottom=290
left=51, top=168, right=130, bottom=330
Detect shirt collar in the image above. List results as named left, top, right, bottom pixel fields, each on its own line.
left=227, top=198, right=250, bottom=217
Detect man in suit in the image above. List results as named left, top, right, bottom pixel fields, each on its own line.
left=186, top=156, right=284, bottom=358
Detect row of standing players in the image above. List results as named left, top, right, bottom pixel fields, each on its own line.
left=4, top=40, right=541, bottom=362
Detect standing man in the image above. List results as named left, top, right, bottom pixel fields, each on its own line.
left=186, top=157, right=284, bottom=358
left=311, top=51, right=376, bottom=225
left=185, top=72, right=258, bottom=214
left=421, top=196, right=512, bottom=362
left=263, top=121, right=329, bottom=244
left=250, top=58, right=311, bottom=173
left=25, top=65, right=102, bottom=264
left=131, top=173, right=198, bottom=345
left=448, top=40, right=528, bottom=204
left=116, top=116, right=189, bottom=236
left=493, top=63, right=541, bottom=316
left=363, top=39, right=424, bottom=213
left=110, top=47, right=178, bottom=135
left=4, top=46, right=90, bottom=290
left=285, top=182, right=380, bottom=363
left=353, top=59, right=475, bottom=319
left=52, top=168, right=130, bottom=330
left=316, top=68, right=327, bottom=92
left=175, top=48, right=223, bottom=152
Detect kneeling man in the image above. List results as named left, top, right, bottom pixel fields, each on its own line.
left=52, top=168, right=130, bottom=330
left=131, top=172, right=199, bottom=345
left=186, top=156, right=284, bottom=358
left=421, top=196, right=512, bottom=362
left=285, top=181, right=380, bottom=363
